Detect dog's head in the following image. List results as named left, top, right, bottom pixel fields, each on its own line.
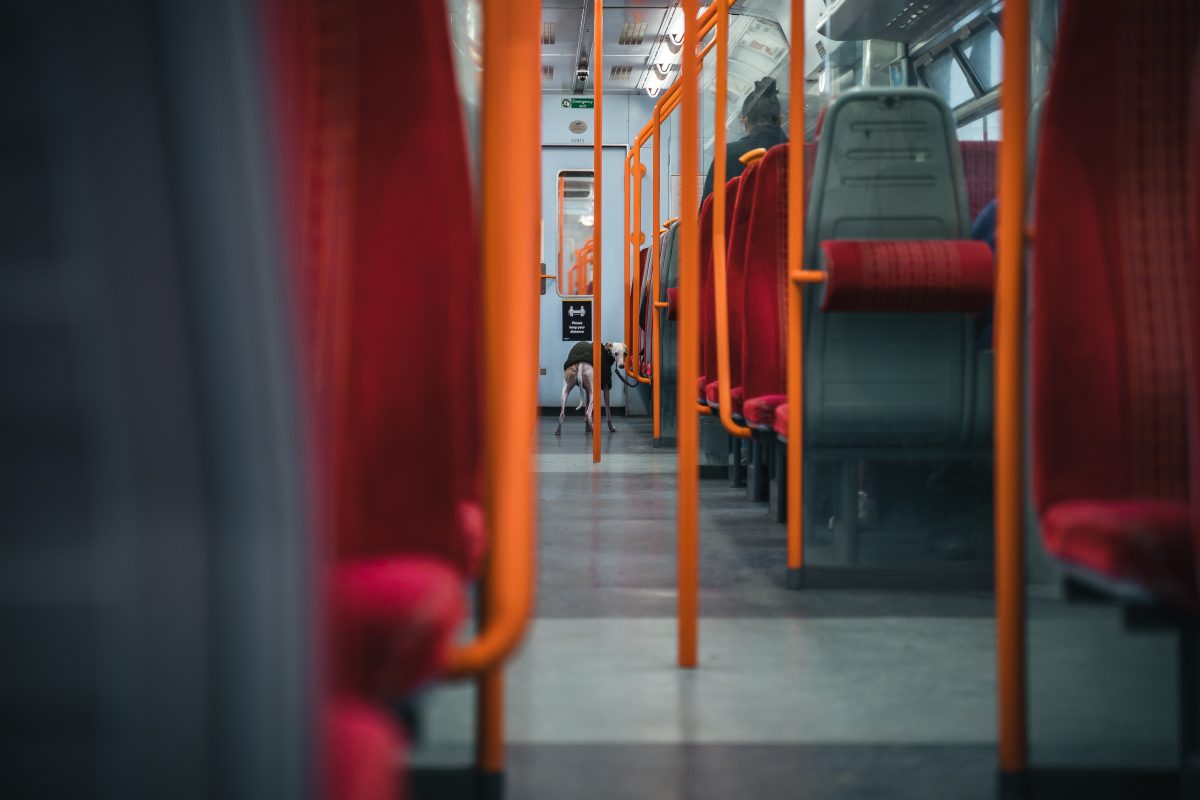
left=605, top=342, right=629, bottom=371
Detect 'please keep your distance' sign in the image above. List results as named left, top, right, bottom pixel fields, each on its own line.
left=562, top=299, right=591, bottom=341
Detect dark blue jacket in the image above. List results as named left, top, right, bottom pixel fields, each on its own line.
left=701, top=124, right=787, bottom=202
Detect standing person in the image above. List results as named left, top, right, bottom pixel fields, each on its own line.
left=701, top=77, right=787, bottom=202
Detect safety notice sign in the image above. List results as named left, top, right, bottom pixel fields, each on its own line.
left=562, top=299, right=592, bottom=341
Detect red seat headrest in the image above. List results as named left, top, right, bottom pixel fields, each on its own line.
left=818, top=240, right=995, bottom=313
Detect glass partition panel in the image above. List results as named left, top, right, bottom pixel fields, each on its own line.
left=557, top=170, right=595, bottom=296
left=920, top=52, right=975, bottom=108
left=960, top=22, right=1002, bottom=91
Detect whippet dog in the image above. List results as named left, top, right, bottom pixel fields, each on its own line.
left=555, top=342, right=628, bottom=436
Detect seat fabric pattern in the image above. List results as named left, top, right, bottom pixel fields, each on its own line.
left=328, top=0, right=484, bottom=575
left=740, top=144, right=819, bottom=434
left=1192, top=41, right=1200, bottom=596
left=699, top=177, right=741, bottom=400
left=819, top=240, right=994, bottom=313
left=959, top=140, right=998, bottom=221
left=723, top=158, right=761, bottom=405
left=1032, top=0, right=1198, bottom=605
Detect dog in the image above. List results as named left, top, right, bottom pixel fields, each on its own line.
left=555, top=341, right=629, bottom=436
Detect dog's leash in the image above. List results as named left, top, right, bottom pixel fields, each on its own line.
left=613, top=369, right=640, bottom=389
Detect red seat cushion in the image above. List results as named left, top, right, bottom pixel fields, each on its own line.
left=326, top=698, right=405, bottom=800
left=704, top=382, right=744, bottom=414
left=666, top=287, right=680, bottom=321
left=744, top=394, right=788, bottom=429
left=773, top=402, right=789, bottom=440
left=696, top=375, right=708, bottom=402
left=1042, top=501, right=1197, bottom=610
left=334, top=557, right=465, bottom=699
left=819, top=240, right=994, bottom=313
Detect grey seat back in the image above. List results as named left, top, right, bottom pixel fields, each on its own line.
left=804, top=89, right=984, bottom=447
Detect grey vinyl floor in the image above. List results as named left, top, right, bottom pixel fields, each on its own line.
left=409, top=417, right=1182, bottom=799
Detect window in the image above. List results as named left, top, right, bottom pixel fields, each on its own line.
left=957, top=108, right=1002, bottom=142
left=557, top=171, right=595, bottom=296
left=961, top=23, right=1002, bottom=91
left=920, top=53, right=974, bottom=108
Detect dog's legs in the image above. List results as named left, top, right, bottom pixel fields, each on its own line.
left=555, top=374, right=574, bottom=436
left=580, top=365, right=594, bottom=433
left=603, top=388, right=616, bottom=432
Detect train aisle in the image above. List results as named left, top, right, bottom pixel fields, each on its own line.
left=428, top=418, right=996, bottom=798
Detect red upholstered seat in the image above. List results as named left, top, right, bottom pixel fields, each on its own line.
left=666, top=287, right=680, bottom=321
left=1032, top=0, right=1198, bottom=608
left=773, top=402, right=789, bottom=441
left=327, top=698, right=406, bottom=800
left=712, top=157, right=762, bottom=416
left=1042, top=501, right=1196, bottom=609
left=740, top=144, right=810, bottom=431
left=959, top=141, right=998, bottom=222
left=744, top=394, right=787, bottom=430
left=1191, top=39, right=1200, bottom=597
left=818, top=240, right=994, bottom=313
left=704, top=382, right=744, bottom=414
left=698, top=192, right=716, bottom=401
left=700, top=176, right=742, bottom=401
left=273, top=0, right=485, bottom=792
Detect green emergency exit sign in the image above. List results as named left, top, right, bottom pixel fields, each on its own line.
left=561, top=97, right=595, bottom=109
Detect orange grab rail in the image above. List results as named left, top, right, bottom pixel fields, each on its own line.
left=709, top=0, right=752, bottom=440
left=784, top=0, right=807, bottom=590
left=676, top=0, right=701, bottom=669
left=996, top=0, right=1030, bottom=777
left=592, top=0, right=604, bottom=463
left=628, top=149, right=638, bottom=362
left=643, top=33, right=720, bottom=442
left=442, top=0, right=539, bottom=780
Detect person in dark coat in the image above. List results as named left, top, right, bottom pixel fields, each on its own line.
left=701, top=77, right=788, bottom=202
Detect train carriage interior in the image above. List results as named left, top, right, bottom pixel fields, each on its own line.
left=5, top=0, right=1200, bottom=798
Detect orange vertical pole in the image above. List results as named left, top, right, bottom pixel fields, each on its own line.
left=784, top=0, right=806, bottom=589
left=466, top=0, right=539, bottom=781
left=996, top=0, right=1030, bottom=778
left=624, top=152, right=631, bottom=355
left=632, top=151, right=650, bottom=381
left=677, top=0, right=700, bottom=669
left=651, top=106, right=663, bottom=440
left=592, top=0, right=604, bottom=462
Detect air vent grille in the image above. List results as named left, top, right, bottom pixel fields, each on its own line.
left=886, top=1, right=934, bottom=31
left=610, top=65, right=634, bottom=81
left=618, top=22, right=647, bottom=46
left=542, top=22, right=555, bottom=45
